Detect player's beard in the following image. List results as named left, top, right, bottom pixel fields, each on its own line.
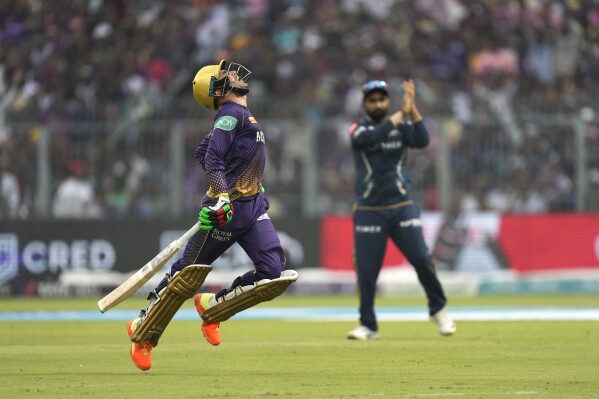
left=367, top=108, right=388, bottom=124
left=230, top=80, right=249, bottom=95
left=232, top=80, right=249, bottom=90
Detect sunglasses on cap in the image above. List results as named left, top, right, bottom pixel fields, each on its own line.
left=361, top=80, right=388, bottom=94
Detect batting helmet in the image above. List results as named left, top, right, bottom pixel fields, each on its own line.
left=192, top=60, right=252, bottom=110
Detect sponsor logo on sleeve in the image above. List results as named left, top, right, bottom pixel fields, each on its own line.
left=355, top=225, right=382, bottom=233
left=249, top=116, right=258, bottom=123
left=400, top=219, right=422, bottom=228
left=257, top=213, right=270, bottom=221
left=214, top=115, right=238, bottom=131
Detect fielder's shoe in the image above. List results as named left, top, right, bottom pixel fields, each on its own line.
left=194, top=293, right=221, bottom=346
left=431, top=309, right=457, bottom=336
left=347, top=325, right=380, bottom=340
left=127, top=317, right=153, bottom=371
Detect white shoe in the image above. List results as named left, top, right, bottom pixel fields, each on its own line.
left=430, top=309, right=457, bottom=336
left=347, top=325, right=380, bottom=340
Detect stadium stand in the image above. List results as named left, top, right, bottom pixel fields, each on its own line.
left=1, top=0, right=597, bottom=219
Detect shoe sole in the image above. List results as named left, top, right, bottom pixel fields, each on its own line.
left=440, top=326, right=457, bottom=336
left=201, top=322, right=221, bottom=346
left=347, top=335, right=380, bottom=340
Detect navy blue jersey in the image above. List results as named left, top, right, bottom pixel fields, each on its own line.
left=348, top=118, right=429, bottom=207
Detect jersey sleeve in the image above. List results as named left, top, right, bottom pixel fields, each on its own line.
left=348, top=120, right=394, bottom=148
left=194, top=134, right=209, bottom=170
left=400, top=120, right=430, bottom=148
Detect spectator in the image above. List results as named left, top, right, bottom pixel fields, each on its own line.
left=0, top=155, right=20, bottom=219
left=0, top=0, right=597, bottom=218
left=52, top=159, right=101, bottom=218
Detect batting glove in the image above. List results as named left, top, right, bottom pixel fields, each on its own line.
left=198, top=194, right=234, bottom=231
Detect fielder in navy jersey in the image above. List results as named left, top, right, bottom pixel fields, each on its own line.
left=126, top=60, right=296, bottom=371
left=346, top=79, right=456, bottom=340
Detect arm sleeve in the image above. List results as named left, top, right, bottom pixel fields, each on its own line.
left=349, top=120, right=394, bottom=148
left=194, top=135, right=210, bottom=170
left=401, top=120, right=429, bottom=148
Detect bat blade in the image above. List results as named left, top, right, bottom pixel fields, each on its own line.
left=97, top=240, right=181, bottom=313
left=97, top=222, right=202, bottom=313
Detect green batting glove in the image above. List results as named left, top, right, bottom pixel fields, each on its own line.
left=198, top=195, right=234, bottom=230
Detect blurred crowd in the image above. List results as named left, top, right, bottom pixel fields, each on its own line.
left=1, top=0, right=598, bottom=220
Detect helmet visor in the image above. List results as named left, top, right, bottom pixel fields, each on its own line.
left=212, top=62, right=252, bottom=97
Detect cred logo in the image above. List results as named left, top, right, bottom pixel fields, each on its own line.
left=22, top=240, right=116, bottom=274
left=0, top=235, right=117, bottom=285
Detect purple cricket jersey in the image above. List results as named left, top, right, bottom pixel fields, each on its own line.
left=194, top=102, right=265, bottom=201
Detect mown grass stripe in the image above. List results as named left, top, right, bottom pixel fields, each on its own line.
left=1, top=306, right=598, bottom=321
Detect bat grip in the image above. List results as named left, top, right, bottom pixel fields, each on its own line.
left=177, top=222, right=202, bottom=246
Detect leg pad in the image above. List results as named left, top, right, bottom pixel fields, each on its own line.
left=201, top=270, right=298, bottom=323
left=131, top=264, right=211, bottom=345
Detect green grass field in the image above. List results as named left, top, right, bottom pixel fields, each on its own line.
left=1, top=294, right=598, bottom=398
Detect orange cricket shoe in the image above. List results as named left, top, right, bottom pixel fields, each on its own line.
left=194, top=293, right=221, bottom=346
left=127, top=317, right=153, bottom=371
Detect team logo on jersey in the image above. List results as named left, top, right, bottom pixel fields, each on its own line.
left=249, top=116, right=258, bottom=123
left=214, top=116, right=238, bottom=131
left=381, top=141, right=403, bottom=150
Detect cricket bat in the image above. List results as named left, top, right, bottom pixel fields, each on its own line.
left=97, top=222, right=202, bottom=313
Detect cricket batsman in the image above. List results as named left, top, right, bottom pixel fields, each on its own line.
left=126, top=59, right=298, bottom=371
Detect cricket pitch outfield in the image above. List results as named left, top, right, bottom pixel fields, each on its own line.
left=1, top=294, right=598, bottom=399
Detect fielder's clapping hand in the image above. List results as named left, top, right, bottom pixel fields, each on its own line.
left=403, top=79, right=423, bottom=122
left=198, top=194, right=234, bottom=230
left=389, top=80, right=414, bottom=127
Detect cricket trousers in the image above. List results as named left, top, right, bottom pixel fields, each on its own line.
left=353, top=202, right=447, bottom=331
left=153, top=193, right=285, bottom=294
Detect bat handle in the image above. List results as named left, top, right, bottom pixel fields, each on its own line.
left=178, top=222, right=202, bottom=245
